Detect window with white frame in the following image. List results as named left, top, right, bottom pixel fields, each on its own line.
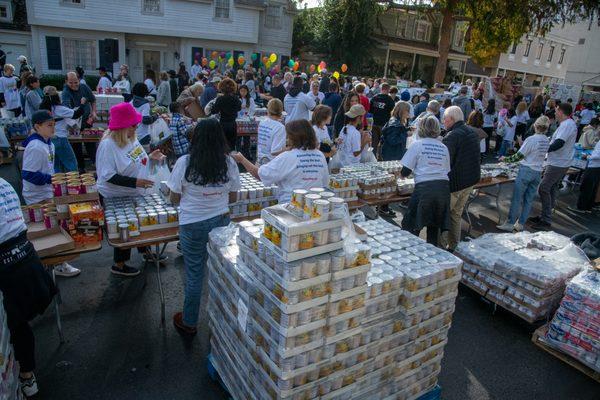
left=509, top=42, right=518, bottom=54
left=214, top=0, right=230, bottom=19
left=396, top=14, right=408, bottom=37
left=523, top=39, right=532, bottom=57
left=60, top=0, right=84, bottom=7
left=63, top=38, right=97, bottom=71
left=0, top=1, right=11, bottom=22
left=547, top=45, right=555, bottom=62
left=536, top=42, right=544, bottom=60
left=558, top=47, right=566, bottom=64
left=453, top=22, right=467, bottom=49
left=414, top=19, right=431, bottom=42
left=142, top=0, right=162, bottom=15
left=265, top=5, right=282, bottom=29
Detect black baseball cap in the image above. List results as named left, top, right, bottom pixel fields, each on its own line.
left=31, top=110, right=61, bottom=125
left=98, top=66, right=107, bottom=72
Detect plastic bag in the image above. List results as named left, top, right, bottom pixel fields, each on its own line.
left=147, top=160, right=171, bottom=195
left=328, top=150, right=343, bottom=171
left=360, top=148, right=377, bottom=163
left=149, top=118, right=171, bottom=145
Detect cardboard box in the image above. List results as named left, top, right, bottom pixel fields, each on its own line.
left=68, top=201, right=104, bottom=226
left=54, top=192, right=99, bottom=205
left=27, top=225, right=75, bottom=258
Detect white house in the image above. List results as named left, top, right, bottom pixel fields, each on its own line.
left=25, top=0, right=295, bottom=82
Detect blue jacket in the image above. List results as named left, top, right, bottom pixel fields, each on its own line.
left=413, top=100, right=428, bottom=118
left=380, top=118, right=408, bottom=161
left=200, top=84, right=217, bottom=108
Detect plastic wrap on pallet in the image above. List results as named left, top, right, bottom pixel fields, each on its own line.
left=546, top=269, right=600, bottom=372
left=0, top=293, right=24, bottom=400
left=455, top=231, right=589, bottom=322
left=207, top=210, right=458, bottom=400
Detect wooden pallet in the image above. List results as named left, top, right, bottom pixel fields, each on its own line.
left=532, top=324, right=600, bottom=383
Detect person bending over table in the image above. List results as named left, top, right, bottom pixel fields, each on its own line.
left=96, top=102, right=165, bottom=277
left=21, top=110, right=82, bottom=277
left=167, top=119, right=241, bottom=336
left=0, top=177, right=57, bottom=397
left=232, top=119, right=329, bottom=203
left=497, top=116, right=551, bottom=232
left=399, top=116, right=451, bottom=247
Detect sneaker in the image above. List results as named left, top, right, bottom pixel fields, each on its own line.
left=173, top=312, right=197, bottom=336
left=531, top=221, right=552, bottom=231
left=514, top=222, right=524, bottom=232
left=20, top=374, right=39, bottom=397
left=54, top=262, right=81, bottom=277
left=567, top=206, right=591, bottom=214
left=378, top=208, right=397, bottom=218
left=496, top=222, right=514, bottom=232
left=111, top=264, right=141, bottom=277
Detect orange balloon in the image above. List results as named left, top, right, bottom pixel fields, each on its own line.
left=293, top=62, right=299, bottom=71
left=262, top=56, right=268, bottom=65
left=341, top=64, right=348, bottom=73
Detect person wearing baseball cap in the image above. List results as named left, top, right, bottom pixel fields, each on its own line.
left=338, top=104, right=367, bottom=166
left=96, top=102, right=166, bottom=277
left=96, top=66, right=113, bottom=92
left=413, top=91, right=430, bottom=117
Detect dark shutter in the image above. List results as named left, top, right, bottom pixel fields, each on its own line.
left=46, top=36, right=62, bottom=70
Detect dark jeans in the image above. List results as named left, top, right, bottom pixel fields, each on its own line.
left=114, top=247, right=148, bottom=264
left=410, top=227, right=440, bottom=246
left=72, top=142, right=97, bottom=172
left=8, top=319, right=35, bottom=371
left=371, top=125, right=383, bottom=159
left=577, top=167, right=600, bottom=211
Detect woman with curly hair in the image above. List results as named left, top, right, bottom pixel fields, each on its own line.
left=167, top=118, right=240, bottom=336
left=212, top=78, right=241, bottom=150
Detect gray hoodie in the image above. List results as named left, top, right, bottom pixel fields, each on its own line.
left=451, top=95, right=472, bottom=120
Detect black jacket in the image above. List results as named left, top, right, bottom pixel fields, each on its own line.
left=442, top=120, right=481, bottom=193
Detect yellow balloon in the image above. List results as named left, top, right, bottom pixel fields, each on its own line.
left=269, top=53, right=277, bottom=63
left=228, top=58, right=234, bottom=67
left=333, top=71, right=340, bottom=79
left=209, top=60, right=216, bottom=69
left=265, top=60, right=271, bottom=68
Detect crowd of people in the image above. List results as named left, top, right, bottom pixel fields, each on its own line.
left=1, top=54, right=600, bottom=397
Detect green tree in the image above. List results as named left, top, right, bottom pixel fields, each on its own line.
left=406, top=0, right=600, bottom=83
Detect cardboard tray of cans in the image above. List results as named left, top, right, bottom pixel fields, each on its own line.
left=261, top=205, right=345, bottom=236
left=261, top=234, right=344, bottom=263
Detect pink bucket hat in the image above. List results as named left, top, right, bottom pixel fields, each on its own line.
left=108, top=102, right=142, bottom=130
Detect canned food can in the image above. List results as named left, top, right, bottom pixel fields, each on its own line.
left=118, top=223, right=130, bottom=242
left=128, top=218, right=140, bottom=236
left=52, top=173, right=66, bottom=180
left=291, top=189, right=308, bottom=211
left=56, top=203, right=69, bottom=213
left=311, top=199, right=330, bottom=221
left=138, top=213, right=150, bottom=226
left=66, top=172, right=80, bottom=179
left=158, top=211, right=168, bottom=224
left=167, top=210, right=178, bottom=222
left=52, top=180, right=67, bottom=197
left=43, top=212, right=58, bottom=229
left=67, top=180, right=81, bottom=195
left=309, top=187, right=325, bottom=196
left=106, top=218, right=118, bottom=234
left=303, top=194, right=320, bottom=220
left=31, top=205, right=44, bottom=222
left=83, top=180, right=97, bottom=193
left=148, top=212, right=158, bottom=225
left=21, top=206, right=30, bottom=223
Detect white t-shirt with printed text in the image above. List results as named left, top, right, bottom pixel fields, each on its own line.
left=400, top=138, right=450, bottom=184
left=167, top=155, right=241, bottom=225
left=284, top=92, right=316, bottom=122
left=258, top=149, right=329, bottom=203
left=338, top=125, right=362, bottom=166
left=546, top=118, right=577, bottom=168
left=0, top=178, right=27, bottom=243
left=96, top=137, right=150, bottom=198
left=257, top=118, right=286, bottom=164
left=313, top=125, right=330, bottom=144
left=0, top=76, right=20, bottom=110
left=22, top=137, right=55, bottom=204
left=518, top=134, right=550, bottom=172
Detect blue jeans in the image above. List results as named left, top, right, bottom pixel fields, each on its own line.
left=498, top=139, right=513, bottom=157
left=52, top=137, right=78, bottom=172
left=180, top=213, right=230, bottom=327
left=507, top=165, right=541, bottom=224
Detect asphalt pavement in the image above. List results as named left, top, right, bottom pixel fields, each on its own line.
left=1, top=161, right=599, bottom=400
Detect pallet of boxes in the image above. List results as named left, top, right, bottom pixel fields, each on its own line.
left=532, top=266, right=600, bottom=382
left=0, top=293, right=24, bottom=400
left=206, top=186, right=461, bottom=399
left=456, top=231, right=588, bottom=323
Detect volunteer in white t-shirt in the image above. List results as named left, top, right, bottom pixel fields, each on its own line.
left=497, top=116, right=551, bottom=231
left=337, top=104, right=368, bottom=166
left=130, top=82, right=158, bottom=145
left=167, top=119, right=240, bottom=336
left=311, top=104, right=335, bottom=158
left=233, top=119, right=329, bottom=203
left=96, top=67, right=113, bottom=92
left=39, top=86, right=84, bottom=172
left=0, top=177, right=57, bottom=398
left=399, top=115, right=450, bottom=246
left=96, top=102, right=165, bottom=277
left=21, top=110, right=81, bottom=277
left=0, top=64, right=21, bottom=116
left=529, top=103, right=578, bottom=229
left=308, top=81, right=325, bottom=105
left=498, top=109, right=517, bottom=156
left=284, top=76, right=316, bottom=122
left=257, top=99, right=286, bottom=165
